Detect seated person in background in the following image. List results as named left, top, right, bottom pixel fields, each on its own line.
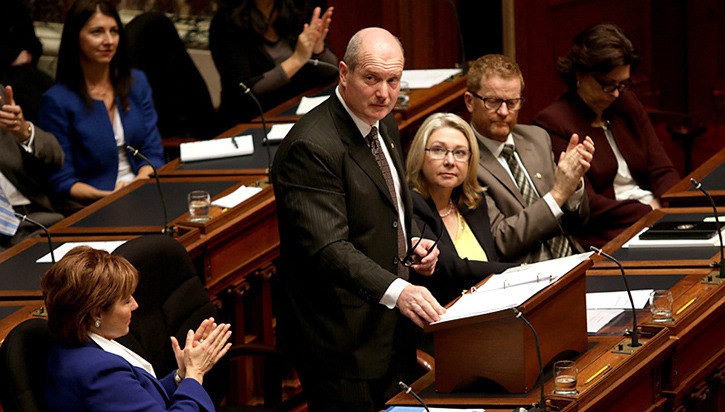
left=41, top=246, right=232, bottom=412
left=0, top=0, right=54, bottom=122
left=406, top=112, right=515, bottom=305
left=125, top=12, right=219, bottom=141
left=210, top=0, right=339, bottom=129
left=0, top=84, right=64, bottom=251
left=465, top=54, right=594, bottom=263
left=534, top=23, right=680, bottom=248
left=38, top=0, right=165, bottom=205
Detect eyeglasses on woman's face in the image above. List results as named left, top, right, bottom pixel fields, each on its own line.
left=425, top=146, right=470, bottom=162
left=591, top=74, right=633, bottom=94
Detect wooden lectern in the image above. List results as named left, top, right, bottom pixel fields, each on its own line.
left=425, top=258, right=591, bottom=394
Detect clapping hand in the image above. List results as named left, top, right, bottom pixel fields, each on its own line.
left=171, top=318, right=232, bottom=384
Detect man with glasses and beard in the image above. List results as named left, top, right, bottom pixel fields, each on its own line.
left=465, top=54, right=595, bottom=264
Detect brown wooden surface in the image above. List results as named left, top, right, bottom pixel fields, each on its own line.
left=0, top=301, right=44, bottom=344
left=46, top=176, right=264, bottom=237
left=661, top=146, right=725, bottom=207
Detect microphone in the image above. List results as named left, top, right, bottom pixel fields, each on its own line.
left=125, top=145, right=174, bottom=236
left=590, top=246, right=641, bottom=349
left=14, top=212, right=55, bottom=263
left=690, top=177, right=725, bottom=278
left=307, top=58, right=339, bottom=72
left=397, top=381, right=429, bottom=412
left=512, top=308, right=546, bottom=412
left=238, top=82, right=271, bottom=182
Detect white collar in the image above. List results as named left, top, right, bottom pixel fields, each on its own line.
left=335, top=86, right=381, bottom=139
left=89, top=332, right=156, bottom=377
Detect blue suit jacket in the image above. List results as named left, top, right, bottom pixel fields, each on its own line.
left=39, top=70, right=165, bottom=197
left=45, top=340, right=214, bottom=412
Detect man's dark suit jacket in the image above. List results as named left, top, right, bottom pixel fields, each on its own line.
left=410, top=191, right=514, bottom=305
left=271, top=93, right=416, bottom=380
left=0, top=126, right=63, bottom=213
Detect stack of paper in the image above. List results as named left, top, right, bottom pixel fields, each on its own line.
left=180, top=135, right=254, bottom=162
left=266, top=123, right=295, bottom=142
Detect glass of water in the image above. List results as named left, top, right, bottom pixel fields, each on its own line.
left=553, top=360, right=578, bottom=396
left=187, top=190, right=211, bottom=222
left=649, top=289, right=674, bottom=322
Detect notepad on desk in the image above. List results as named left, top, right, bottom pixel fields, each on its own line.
left=639, top=220, right=720, bottom=240
left=180, top=135, right=254, bottom=162
left=295, top=95, right=329, bottom=115
left=266, top=123, right=295, bottom=142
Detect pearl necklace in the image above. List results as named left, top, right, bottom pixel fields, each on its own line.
left=439, top=200, right=455, bottom=217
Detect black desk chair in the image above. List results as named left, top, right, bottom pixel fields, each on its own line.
left=0, top=318, right=55, bottom=412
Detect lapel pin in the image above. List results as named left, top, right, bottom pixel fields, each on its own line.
left=535, top=173, right=542, bottom=179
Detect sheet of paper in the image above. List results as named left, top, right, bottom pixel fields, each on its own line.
left=401, top=69, right=462, bottom=89
left=180, top=135, right=254, bottom=162
left=37, top=241, right=127, bottom=263
left=212, top=185, right=263, bottom=209
left=267, top=123, right=295, bottom=142
left=586, top=289, right=652, bottom=310
left=587, top=309, right=624, bottom=333
left=433, top=252, right=593, bottom=324
left=295, top=96, right=329, bottom=115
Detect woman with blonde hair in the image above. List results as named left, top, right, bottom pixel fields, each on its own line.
left=406, top=113, right=514, bottom=305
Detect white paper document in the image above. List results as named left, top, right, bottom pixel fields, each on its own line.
left=433, top=252, right=593, bottom=324
left=401, top=68, right=462, bottom=89
left=180, top=135, right=254, bottom=162
left=295, top=96, right=329, bottom=115
left=586, top=289, right=652, bottom=310
left=37, top=241, right=127, bottom=263
left=587, top=309, right=625, bottom=333
left=212, top=185, right=263, bottom=209
left=266, top=123, right=295, bottom=142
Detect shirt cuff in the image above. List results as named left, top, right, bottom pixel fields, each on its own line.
left=380, top=278, right=410, bottom=309
left=565, top=178, right=585, bottom=211
left=543, top=192, right=564, bottom=219
left=19, top=121, right=35, bottom=153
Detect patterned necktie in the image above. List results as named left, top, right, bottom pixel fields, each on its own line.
left=365, top=126, right=408, bottom=279
left=500, top=144, right=572, bottom=259
left=0, top=186, right=20, bottom=237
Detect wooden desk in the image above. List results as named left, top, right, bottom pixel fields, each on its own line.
left=159, top=123, right=278, bottom=177
left=662, top=146, right=725, bottom=207
left=388, top=267, right=725, bottom=411
left=48, top=176, right=264, bottom=236
left=594, top=207, right=723, bottom=270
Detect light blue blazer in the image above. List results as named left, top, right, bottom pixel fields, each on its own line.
left=39, top=70, right=165, bottom=198
left=45, top=340, right=214, bottom=412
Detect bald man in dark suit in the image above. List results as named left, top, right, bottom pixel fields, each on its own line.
left=272, top=28, right=444, bottom=411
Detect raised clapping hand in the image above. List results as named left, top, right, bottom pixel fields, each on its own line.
left=294, top=6, right=333, bottom=61
left=551, top=133, right=595, bottom=205
left=0, top=85, right=30, bottom=142
left=170, top=317, right=232, bottom=385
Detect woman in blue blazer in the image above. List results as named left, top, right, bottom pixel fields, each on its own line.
left=41, top=246, right=231, bottom=412
left=38, top=0, right=164, bottom=204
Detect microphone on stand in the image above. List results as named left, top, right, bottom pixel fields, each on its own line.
left=690, top=177, right=725, bottom=279
left=512, top=308, right=546, bottom=412
left=238, top=82, right=271, bottom=182
left=590, top=246, right=641, bottom=349
left=397, top=381, right=430, bottom=412
left=125, top=145, right=174, bottom=236
left=14, top=212, right=55, bottom=263
left=307, top=58, right=339, bottom=72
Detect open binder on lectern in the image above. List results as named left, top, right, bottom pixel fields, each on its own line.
left=425, top=252, right=593, bottom=394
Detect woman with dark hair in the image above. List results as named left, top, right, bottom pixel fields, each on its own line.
left=209, top=0, right=338, bottom=129
left=534, top=23, right=679, bottom=247
left=406, top=113, right=514, bottom=305
left=41, top=246, right=232, bottom=411
left=38, top=0, right=164, bottom=204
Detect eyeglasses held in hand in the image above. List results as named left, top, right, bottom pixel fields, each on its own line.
left=468, top=91, right=525, bottom=111
left=425, top=146, right=470, bottom=162
left=592, top=74, right=633, bottom=94
left=399, top=222, right=444, bottom=267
